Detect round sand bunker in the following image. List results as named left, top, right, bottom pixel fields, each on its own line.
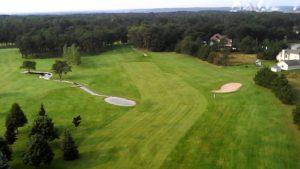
left=212, top=83, right=242, bottom=94
left=105, top=97, right=136, bottom=107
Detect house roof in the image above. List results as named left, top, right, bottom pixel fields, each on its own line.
left=290, top=43, right=300, bottom=50
left=283, top=60, right=300, bottom=66
left=286, top=49, right=300, bottom=55
left=210, top=33, right=231, bottom=41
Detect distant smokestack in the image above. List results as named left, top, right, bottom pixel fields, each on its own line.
left=230, top=0, right=278, bottom=12
left=231, top=0, right=242, bottom=9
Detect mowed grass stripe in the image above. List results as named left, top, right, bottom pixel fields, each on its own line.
left=151, top=52, right=300, bottom=169
left=79, top=60, right=207, bottom=169
left=123, top=62, right=207, bottom=169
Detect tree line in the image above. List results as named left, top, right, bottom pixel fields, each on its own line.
left=1, top=103, right=81, bottom=169
left=0, top=12, right=299, bottom=58
left=254, top=68, right=300, bottom=131
left=254, top=67, right=295, bottom=104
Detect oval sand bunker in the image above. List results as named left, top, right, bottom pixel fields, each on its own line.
left=212, top=83, right=242, bottom=94
left=105, top=97, right=136, bottom=107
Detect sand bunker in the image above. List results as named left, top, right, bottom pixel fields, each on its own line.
left=105, top=97, right=136, bottom=107
left=212, top=83, right=242, bottom=94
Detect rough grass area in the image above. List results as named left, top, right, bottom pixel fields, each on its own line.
left=0, top=47, right=299, bottom=169
left=229, top=53, right=257, bottom=66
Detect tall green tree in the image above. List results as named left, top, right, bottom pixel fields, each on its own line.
left=257, top=40, right=287, bottom=60
left=63, top=44, right=81, bottom=65
left=239, top=36, right=257, bottom=54
left=52, top=60, right=72, bottom=80
left=23, top=134, right=54, bottom=168
left=6, top=103, right=27, bottom=129
left=70, top=44, right=81, bottom=65
left=29, top=115, right=58, bottom=141
left=61, top=130, right=79, bottom=161
left=20, top=61, right=36, bottom=72
left=0, top=138, right=11, bottom=161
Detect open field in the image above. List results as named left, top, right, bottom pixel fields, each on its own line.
left=228, top=53, right=257, bottom=66
left=0, top=47, right=300, bottom=169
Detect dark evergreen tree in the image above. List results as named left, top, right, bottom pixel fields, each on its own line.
left=277, top=84, right=295, bottom=105
left=254, top=67, right=278, bottom=88
left=23, top=134, right=54, bottom=168
left=29, top=115, right=58, bottom=141
left=4, top=121, right=17, bottom=145
left=0, top=138, right=11, bottom=161
left=38, top=104, right=46, bottom=116
left=271, top=74, right=289, bottom=94
left=0, top=152, right=10, bottom=169
left=6, top=103, right=27, bottom=129
left=62, top=130, right=79, bottom=161
left=254, top=68, right=295, bottom=104
left=72, top=116, right=81, bottom=128
left=293, top=105, right=300, bottom=125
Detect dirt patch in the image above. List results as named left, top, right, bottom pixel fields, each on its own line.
left=212, top=83, right=242, bottom=93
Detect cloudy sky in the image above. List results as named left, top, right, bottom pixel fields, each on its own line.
left=0, top=0, right=299, bottom=14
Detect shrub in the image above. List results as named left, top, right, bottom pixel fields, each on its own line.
left=293, top=105, right=300, bottom=125
left=254, top=67, right=277, bottom=88
left=254, top=68, right=295, bottom=104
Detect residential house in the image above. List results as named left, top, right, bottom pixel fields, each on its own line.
left=210, top=33, right=233, bottom=49
left=277, top=60, right=300, bottom=71
left=276, top=49, right=300, bottom=62
left=274, top=49, right=300, bottom=71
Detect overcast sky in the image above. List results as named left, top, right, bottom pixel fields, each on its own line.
left=0, top=0, right=299, bottom=14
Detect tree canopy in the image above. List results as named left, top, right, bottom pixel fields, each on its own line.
left=20, top=61, right=36, bottom=72
left=52, top=60, right=72, bottom=80
left=23, top=134, right=54, bottom=168
left=29, top=115, right=58, bottom=141
left=0, top=12, right=298, bottom=58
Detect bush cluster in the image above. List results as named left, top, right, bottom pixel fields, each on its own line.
left=254, top=67, right=295, bottom=105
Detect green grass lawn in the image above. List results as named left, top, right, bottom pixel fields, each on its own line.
left=0, top=47, right=299, bottom=169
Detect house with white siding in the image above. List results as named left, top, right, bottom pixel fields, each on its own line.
left=273, top=49, right=300, bottom=71
left=276, top=49, right=300, bottom=61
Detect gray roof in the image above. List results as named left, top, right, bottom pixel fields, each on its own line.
left=283, top=60, right=300, bottom=66
left=290, top=43, right=300, bottom=50
left=286, top=49, right=300, bottom=55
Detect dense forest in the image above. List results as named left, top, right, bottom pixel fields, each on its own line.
left=0, top=12, right=299, bottom=58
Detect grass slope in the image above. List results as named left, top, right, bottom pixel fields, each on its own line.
left=0, top=47, right=299, bottom=169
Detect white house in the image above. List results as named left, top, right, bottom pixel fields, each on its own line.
left=277, top=60, right=300, bottom=71
left=273, top=48, right=300, bottom=71
left=276, top=49, right=300, bottom=61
